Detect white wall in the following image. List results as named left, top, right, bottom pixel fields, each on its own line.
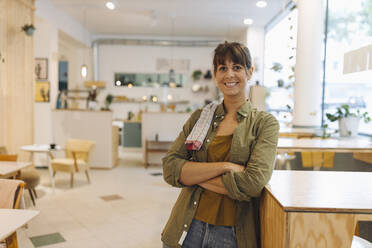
left=34, top=0, right=93, bottom=165
left=97, top=44, right=218, bottom=119
left=35, top=0, right=91, bottom=47
left=33, top=16, right=57, bottom=166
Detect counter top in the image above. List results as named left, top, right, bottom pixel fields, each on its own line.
left=277, top=136, right=372, bottom=153
left=53, top=109, right=112, bottom=112
left=266, top=170, right=372, bottom=213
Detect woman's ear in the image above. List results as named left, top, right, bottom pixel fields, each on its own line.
left=247, top=66, right=255, bottom=80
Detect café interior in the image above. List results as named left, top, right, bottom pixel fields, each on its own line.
left=1, top=0, right=372, bottom=247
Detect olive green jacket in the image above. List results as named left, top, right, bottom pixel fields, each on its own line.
left=161, top=101, right=279, bottom=248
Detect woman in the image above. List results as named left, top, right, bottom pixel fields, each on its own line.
left=162, top=41, right=279, bottom=248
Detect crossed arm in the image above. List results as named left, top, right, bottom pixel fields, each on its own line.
left=179, top=161, right=245, bottom=195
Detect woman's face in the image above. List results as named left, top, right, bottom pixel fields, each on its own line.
left=215, top=59, right=253, bottom=99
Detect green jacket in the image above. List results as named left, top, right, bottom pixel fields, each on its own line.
left=161, top=101, right=279, bottom=248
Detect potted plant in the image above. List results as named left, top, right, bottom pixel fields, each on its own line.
left=104, top=94, right=114, bottom=110
left=22, top=24, right=36, bottom=36
left=192, top=70, right=202, bottom=81
left=325, top=104, right=371, bottom=137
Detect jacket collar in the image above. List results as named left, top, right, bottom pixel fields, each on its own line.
left=215, top=99, right=252, bottom=119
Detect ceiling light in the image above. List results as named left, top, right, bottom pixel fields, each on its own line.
left=80, top=64, right=88, bottom=79
left=256, top=1, right=267, bottom=8
left=115, top=80, right=121, bottom=86
left=105, top=1, right=115, bottom=10
left=243, top=18, right=253, bottom=25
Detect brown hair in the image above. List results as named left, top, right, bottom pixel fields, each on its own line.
left=213, top=41, right=252, bottom=75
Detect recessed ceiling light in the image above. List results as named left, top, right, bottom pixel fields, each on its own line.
left=256, top=1, right=267, bottom=8
left=243, top=18, right=253, bottom=25
left=80, top=64, right=88, bottom=79
left=105, top=1, right=115, bottom=10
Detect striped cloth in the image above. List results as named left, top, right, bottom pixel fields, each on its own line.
left=185, top=102, right=219, bottom=151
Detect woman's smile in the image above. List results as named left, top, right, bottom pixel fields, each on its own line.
left=224, top=82, right=239, bottom=88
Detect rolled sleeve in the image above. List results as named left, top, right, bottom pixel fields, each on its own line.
left=162, top=110, right=201, bottom=188
left=222, top=113, right=279, bottom=201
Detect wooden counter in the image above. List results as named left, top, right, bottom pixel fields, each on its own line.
left=141, top=112, right=190, bottom=166
left=260, top=170, right=372, bottom=247
left=277, top=136, right=372, bottom=153
left=52, top=110, right=118, bottom=168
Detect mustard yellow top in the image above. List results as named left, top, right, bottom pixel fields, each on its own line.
left=194, top=134, right=236, bottom=226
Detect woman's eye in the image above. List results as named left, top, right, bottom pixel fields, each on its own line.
left=219, top=66, right=227, bottom=71
left=233, top=65, right=242, bottom=71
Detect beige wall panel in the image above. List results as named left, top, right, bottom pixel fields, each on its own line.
left=0, top=0, right=34, bottom=157
left=0, top=0, right=7, bottom=147
left=260, top=190, right=288, bottom=248
left=288, top=212, right=356, bottom=248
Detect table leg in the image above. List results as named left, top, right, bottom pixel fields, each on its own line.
left=46, top=152, right=55, bottom=193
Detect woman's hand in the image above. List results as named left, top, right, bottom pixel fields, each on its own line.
left=224, top=162, right=245, bottom=173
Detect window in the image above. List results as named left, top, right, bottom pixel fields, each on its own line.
left=264, top=7, right=298, bottom=125
left=323, top=0, right=372, bottom=135
left=113, top=72, right=187, bottom=88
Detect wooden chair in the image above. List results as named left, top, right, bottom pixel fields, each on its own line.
left=0, top=179, right=25, bottom=248
left=51, top=139, right=95, bottom=187
left=0, top=153, right=40, bottom=206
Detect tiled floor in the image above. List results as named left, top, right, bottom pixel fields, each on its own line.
left=17, top=149, right=180, bottom=248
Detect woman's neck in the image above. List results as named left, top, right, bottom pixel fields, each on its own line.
left=223, top=95, right=246, bottom=114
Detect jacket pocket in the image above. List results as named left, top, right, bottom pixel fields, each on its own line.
left=230, top=136, right=256, bottom=165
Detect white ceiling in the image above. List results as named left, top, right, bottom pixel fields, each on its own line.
left=50, top=0, right=286, bottom=38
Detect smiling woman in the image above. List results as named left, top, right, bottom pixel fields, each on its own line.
left=161, top=41, right=279, bottom=248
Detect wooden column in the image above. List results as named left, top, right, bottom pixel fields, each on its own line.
left=0, top=0, right=35, bottom=155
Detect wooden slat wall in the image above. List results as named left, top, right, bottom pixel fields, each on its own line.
left=0, top=0, right=35, bottom=156
left=260, top=190, right=288, bottom=248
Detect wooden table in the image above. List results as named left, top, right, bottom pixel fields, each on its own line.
left=260, top=170, right=372, bottom=247
left=279, top=127, right=318, bottom=138
left=0, top=209, right=39, bottom=243
left=277, top=137, right=372, bottom=153
left=20, top=144, right=60, bottom=192
left=0, top=162, right=32, bottom=179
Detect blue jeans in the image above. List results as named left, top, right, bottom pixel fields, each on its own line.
left=163, top=219, right=238, bottom=248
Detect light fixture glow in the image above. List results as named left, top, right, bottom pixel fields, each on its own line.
left=81, top=64, right=88, bottom=79
left=256, top=1, right=267, bottom=8
left=167, top=94, right=173, bottom=101
left=115, top=80, right=121, bottom=86
left=128, top=83, right=133, bottom=88
left=105, top=1, right=115, bottom=10
left=243, top=18, right=253, bottom=25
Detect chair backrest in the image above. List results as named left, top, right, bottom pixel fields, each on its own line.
left=0, top=179, right=25, bottom=209
left=65, top=139, right=95, bottom=162
left=0, top=154, right=18, bottom=161
left=0, top=146, right=8, bottom=154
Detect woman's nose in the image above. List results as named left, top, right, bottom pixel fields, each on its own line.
left=226, top=68, right=235, bottom=77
